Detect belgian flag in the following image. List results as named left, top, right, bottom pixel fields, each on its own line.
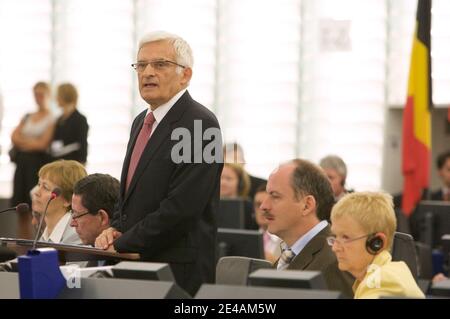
left=401, top=0, right=432, bottom=215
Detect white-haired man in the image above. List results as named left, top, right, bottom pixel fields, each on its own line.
left=95, top=31, right=223, bottom=296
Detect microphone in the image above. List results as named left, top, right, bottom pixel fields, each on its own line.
left=0, top=203, right=30, bottom=215
left=32, top=188, right=62, bottom=251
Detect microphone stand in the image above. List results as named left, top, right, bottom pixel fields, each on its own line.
left=31, top=199, right=52, bottom=251
left=18, top=188, right=66, bottom=298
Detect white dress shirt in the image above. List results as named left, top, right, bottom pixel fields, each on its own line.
left=281, top=220, right=329, bottom=256
left=40, top=212, right=81, bottom=245
left=145, top=88, right=187, bottom=136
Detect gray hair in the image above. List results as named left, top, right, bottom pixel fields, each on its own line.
left=319, top=155, right=347, bottom=180
left=138, top=31, right=194, bottom=74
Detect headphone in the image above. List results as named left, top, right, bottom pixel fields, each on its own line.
left=365, top=233, right=384, bottom=255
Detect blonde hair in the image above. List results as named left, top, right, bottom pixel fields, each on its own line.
left=33, top=81, right=51, bottom=94
left=38, top=160, right=87, bottom=204
left=57, top=83, right=78, bottom=106
left=330, top=192, right=397, bottom=250
left=224, top=163, right=251, bottom=198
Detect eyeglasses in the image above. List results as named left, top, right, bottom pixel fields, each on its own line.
left=326, top=233, right=373, bottom=246
left=131, top=60, right=186, bottom=73
left=69, top=209, right=91, bottom=220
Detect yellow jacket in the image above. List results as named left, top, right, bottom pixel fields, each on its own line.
left=353, top=250, right=425, bottom=299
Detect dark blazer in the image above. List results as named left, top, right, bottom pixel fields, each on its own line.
left=248, top=175, right=267, bottom=200
left=430, top=189, right=444, bottom=201
left=112, top=91, right=223, bottom=296
left=275, top=225, right=354, bottom=298
left=51, top=109, right=89, bottom=163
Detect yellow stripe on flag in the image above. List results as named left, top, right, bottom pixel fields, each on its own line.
left=407, top=26, right=431, bottom=149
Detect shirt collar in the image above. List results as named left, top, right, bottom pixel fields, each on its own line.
left=366, top=250, right=392, bottom=270
left=41, top=212, right=72, bottom=243
left=352, top=250, right=392, bottom=293
left=146, top=88, right=187, bottom=124
left=282, top=220, right=329, bottom=255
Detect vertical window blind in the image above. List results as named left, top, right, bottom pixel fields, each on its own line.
left=0, top=0, right=449, bottom=198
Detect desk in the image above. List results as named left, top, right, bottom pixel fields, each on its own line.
left=0, top=272, right=190, bottom=299
left=0, top=238, right=140, bottom=262
left=0, top=273, right=20, bottom=298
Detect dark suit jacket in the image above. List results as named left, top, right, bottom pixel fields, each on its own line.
left=430, top=189, right=444, bottom=201
left=275, top=225, right=354, bottom=298
left=248, top=175, right=267, bottom=200
left=243, top=199, right=258, bottom=230
left=51, top=109, right=89, bottom=163
left=112, top=91, right=223, bottom=296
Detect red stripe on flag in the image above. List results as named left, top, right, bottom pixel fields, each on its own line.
left=402, top=96, right=430, bottom=215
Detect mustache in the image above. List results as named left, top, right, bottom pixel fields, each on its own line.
left=262, top=210, right=273, bottom=219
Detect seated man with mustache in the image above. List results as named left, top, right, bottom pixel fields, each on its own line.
left=260, top=159, right=354, bottom=298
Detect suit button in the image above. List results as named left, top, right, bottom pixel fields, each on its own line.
left=121, top=214, right=127, bottom=221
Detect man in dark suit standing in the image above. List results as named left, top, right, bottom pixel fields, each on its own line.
left=431, top=150, right=450, bottom=201
left=95, top=31, right=223, bottom=295
left=260, top=159, right=353, bottom=297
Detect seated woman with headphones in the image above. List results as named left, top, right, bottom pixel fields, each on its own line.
left=328, top=192, right=424, bottom=299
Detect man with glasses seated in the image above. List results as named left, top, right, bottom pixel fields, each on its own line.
left=329, top=192, right=424, bottom=299
left=70, top=174, right=120, bottom=247
left=260, top=159, right=353, bottom=297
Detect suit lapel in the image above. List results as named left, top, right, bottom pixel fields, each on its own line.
left=123, top=91, right=191, bottom=204
left=288, top=225, right=331, bottom=270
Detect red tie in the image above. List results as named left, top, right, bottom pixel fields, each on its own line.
left=126, top=112, right=156, bottom=192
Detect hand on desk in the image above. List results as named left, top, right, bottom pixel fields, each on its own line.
left=95, top=227, right=122, bottom=250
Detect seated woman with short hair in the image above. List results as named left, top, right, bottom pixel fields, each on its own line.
left=329, top=192, right=424, bottom=299
left=33, top=160, right=87, bottom=244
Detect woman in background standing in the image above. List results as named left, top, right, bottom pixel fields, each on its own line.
left=11, top=82, right=55, bottom=239
left=11, top=82, right=55, bottom=206
left=50, top=83, right=89, bottom=164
